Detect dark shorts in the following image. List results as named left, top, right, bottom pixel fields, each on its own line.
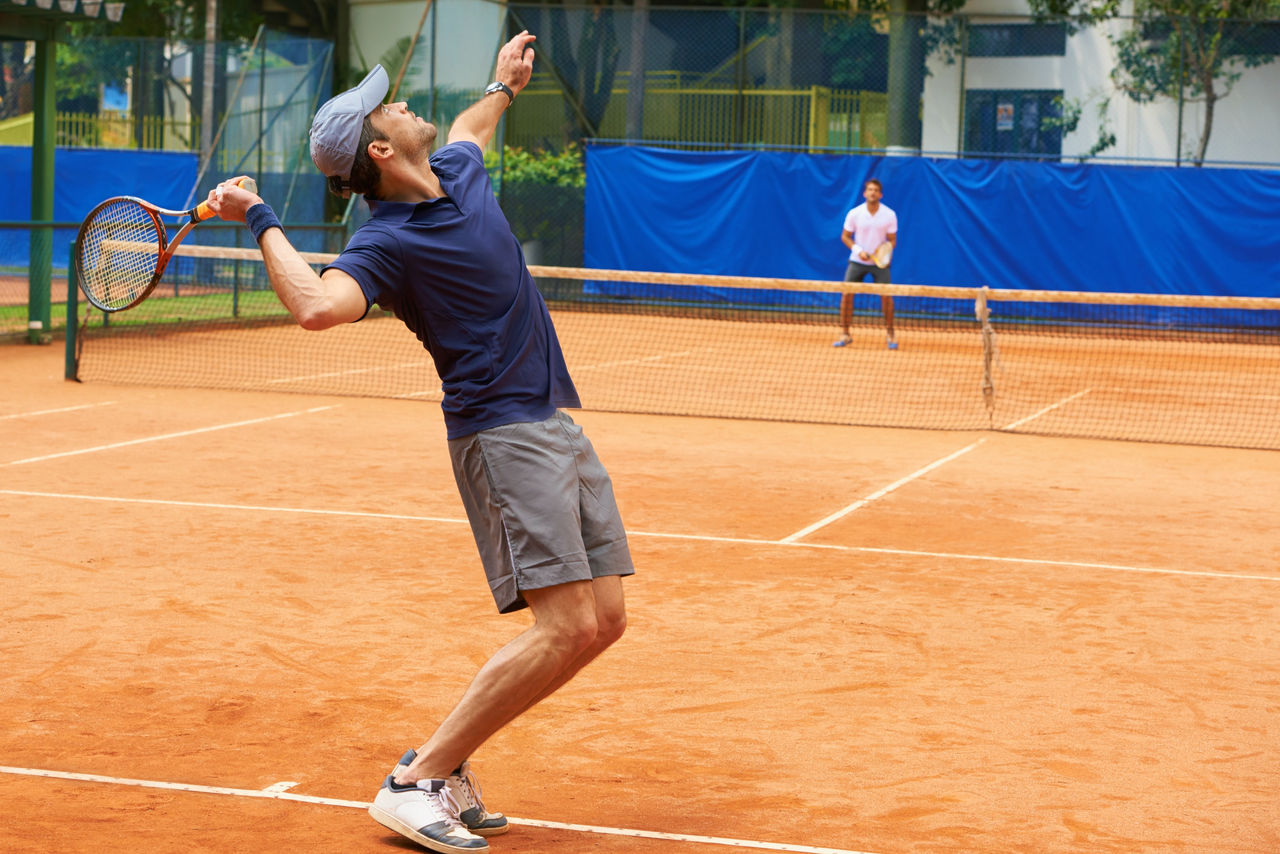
left=845, top=261, right=891, bottom=285
left=448, top=410, right=635, bottom=614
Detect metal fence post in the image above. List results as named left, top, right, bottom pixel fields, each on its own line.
left=65, top=239, right=79, bottom=381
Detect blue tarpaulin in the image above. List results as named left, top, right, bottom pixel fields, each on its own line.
left=584, top=146, right=1280, bottom=300
left=1, top=146, right=197, bottom=270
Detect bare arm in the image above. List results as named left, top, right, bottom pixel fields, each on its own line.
left=842, top=228, right=870, bottom=261
left=447, top=31, right=537, bottom=149
left=206, top=178, right=368, bottom=330
left=259, top=230, right=368, bottom=330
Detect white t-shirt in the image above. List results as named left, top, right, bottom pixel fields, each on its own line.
left=844, top=203, right=898, bottom=262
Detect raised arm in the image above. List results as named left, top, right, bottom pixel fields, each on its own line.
left=447, top=31, right=537, bottom=149
left=206, top=178, right=368, bottom=330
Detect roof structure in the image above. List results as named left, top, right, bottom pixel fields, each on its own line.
left=0, top=0, right=123, bottom=38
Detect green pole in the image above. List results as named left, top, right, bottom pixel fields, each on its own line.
left=29, top=35, right=56, bottom=345
left=65, top=239, right=79, bottom=381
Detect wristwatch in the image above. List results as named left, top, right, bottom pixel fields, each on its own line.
left=484, top=81, right=515, bottom=103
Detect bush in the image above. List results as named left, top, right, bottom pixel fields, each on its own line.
left=486, top=144, right=585, bottom=267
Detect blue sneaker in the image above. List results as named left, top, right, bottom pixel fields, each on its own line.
left=391, top=750, right=509, bottom=838
left=887, top=337, right=898, bottom=350
left=369, top=775, right=488, bottom=853
left=833, top=333, right=852, bottom=348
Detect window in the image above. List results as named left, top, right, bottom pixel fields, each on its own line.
left=968, top=23, right=1068, bottom=57
left=963, top=89, right=1064, bottom=159
left=1140, top=18, right=1280, bottom=59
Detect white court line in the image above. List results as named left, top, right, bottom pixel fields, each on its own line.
left=842, top=545, right=1280, bottom=584
left=267, top=363, right=422, bottom=384
left=0, top=490, right=466, bottom=525
left=2, top=406, right=337, bottom=467
left=780, top=439, right=987, bottom=543
left=575, top=348, right=712, bottom=371
left=0, top=766, right=881, bottom=854
left=1001, top=389, right=1093, bottom=431
left=0, top=401, right=117, bottom=421
left=2, top=489, right=1275, bottom=584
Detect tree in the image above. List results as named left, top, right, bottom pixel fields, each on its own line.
left=60, top=0, right=264, bottom=149
left=820, top=0, right=966, bottom=153
left=1030, top=0, right=1280, bottom=164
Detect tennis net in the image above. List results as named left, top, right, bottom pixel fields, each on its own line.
left=69, top=244, right=1280, bottom=450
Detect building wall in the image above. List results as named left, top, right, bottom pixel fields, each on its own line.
left=924, top=1, right=1280, bottom=165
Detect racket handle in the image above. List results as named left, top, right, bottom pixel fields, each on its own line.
left=191, top=178, right=259, bottom=223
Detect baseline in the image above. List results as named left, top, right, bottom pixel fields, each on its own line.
left=0, top=765, right=882, bottom=854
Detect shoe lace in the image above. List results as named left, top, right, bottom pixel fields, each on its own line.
left=452, top=766, right=486, bottom=812
left=422, top=782, right=466, bottom=826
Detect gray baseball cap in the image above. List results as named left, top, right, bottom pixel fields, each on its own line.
left=309, top=64, right=389, bottom=197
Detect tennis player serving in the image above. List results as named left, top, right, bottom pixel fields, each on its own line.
left=205, top=31, right=634, bottom=854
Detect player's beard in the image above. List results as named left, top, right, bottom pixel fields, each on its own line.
left=405, top=120, right=438, bottom=167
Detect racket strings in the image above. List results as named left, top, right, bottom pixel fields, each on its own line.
left=78, top=200, right=164, bottom=310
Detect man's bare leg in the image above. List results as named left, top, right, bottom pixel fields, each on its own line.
left=834, top=293, right=854, bottom=346
left=397, top=576, right=626, bottom=783
left=881, top=295, right=897, bottom=348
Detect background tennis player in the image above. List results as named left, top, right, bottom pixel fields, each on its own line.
left=833, top=177, right=899, bottom=351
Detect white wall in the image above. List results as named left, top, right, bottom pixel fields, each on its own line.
left=922, top=1, right=1279, bottom=165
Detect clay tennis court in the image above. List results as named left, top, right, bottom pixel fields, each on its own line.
left=3, top=340, right=1278, bottom=853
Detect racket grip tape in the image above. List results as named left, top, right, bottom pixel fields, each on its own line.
left=192, top=178, right=259, bottom=223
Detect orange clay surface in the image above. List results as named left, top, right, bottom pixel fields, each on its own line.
left=2, top=341, right=1279, bottom=854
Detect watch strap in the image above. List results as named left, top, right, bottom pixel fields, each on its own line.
left=485, top=81, right=515, bottom=103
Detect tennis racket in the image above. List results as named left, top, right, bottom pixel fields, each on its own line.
left=74, top=178, right=257, bottom=312
left=871, top=242, right=893, bottom=269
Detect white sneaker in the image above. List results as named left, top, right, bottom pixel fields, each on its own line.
left=369, top=775, right=488, bottom=853
left=448, top=760, right=509, bottom=837
left=391, top=750, right=509, bottom=837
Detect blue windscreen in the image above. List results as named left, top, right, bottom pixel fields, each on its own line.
left=1, top=146, right=197, bottom=270
left=584, top=145, right=1280, bottom=299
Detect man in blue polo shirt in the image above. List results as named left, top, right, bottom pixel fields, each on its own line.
left=206, top=31, right=634, bottom=854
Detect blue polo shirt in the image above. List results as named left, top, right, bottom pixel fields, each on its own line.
left=325, top=141, right=580, bottom=439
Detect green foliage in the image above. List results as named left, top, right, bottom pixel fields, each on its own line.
left=1028, top=0, right=1280, bottom=163
left=820, top=14, right=884, bottom=87
left=1041, top=93, right=1117, bottom=159
left=485, top=145, right=586, bottom=266
left=56, top=40, right=137, bottom=104
left=67, top=0, right=261, bottom=41
left=485, top=143, right=587, bottom=189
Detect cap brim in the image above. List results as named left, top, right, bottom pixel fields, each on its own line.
left=354, top=65, right=390, bottom=115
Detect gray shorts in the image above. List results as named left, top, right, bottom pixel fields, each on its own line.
left=845, top=261, right=891, bottom=285
left=448, top=410, right=635, bottom=614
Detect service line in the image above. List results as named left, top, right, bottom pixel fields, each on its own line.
left=2, top=488, right=1275, bottom=584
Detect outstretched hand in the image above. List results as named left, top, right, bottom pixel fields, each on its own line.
left=495, top=31, right=536, bottom=96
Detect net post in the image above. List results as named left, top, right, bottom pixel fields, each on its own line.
left=64, top=239, right=80, bottom=382
left=976, top=286, right=994, bottom=423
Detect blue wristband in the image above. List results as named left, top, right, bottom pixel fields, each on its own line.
left=246, top=203, right=282, bottom=242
